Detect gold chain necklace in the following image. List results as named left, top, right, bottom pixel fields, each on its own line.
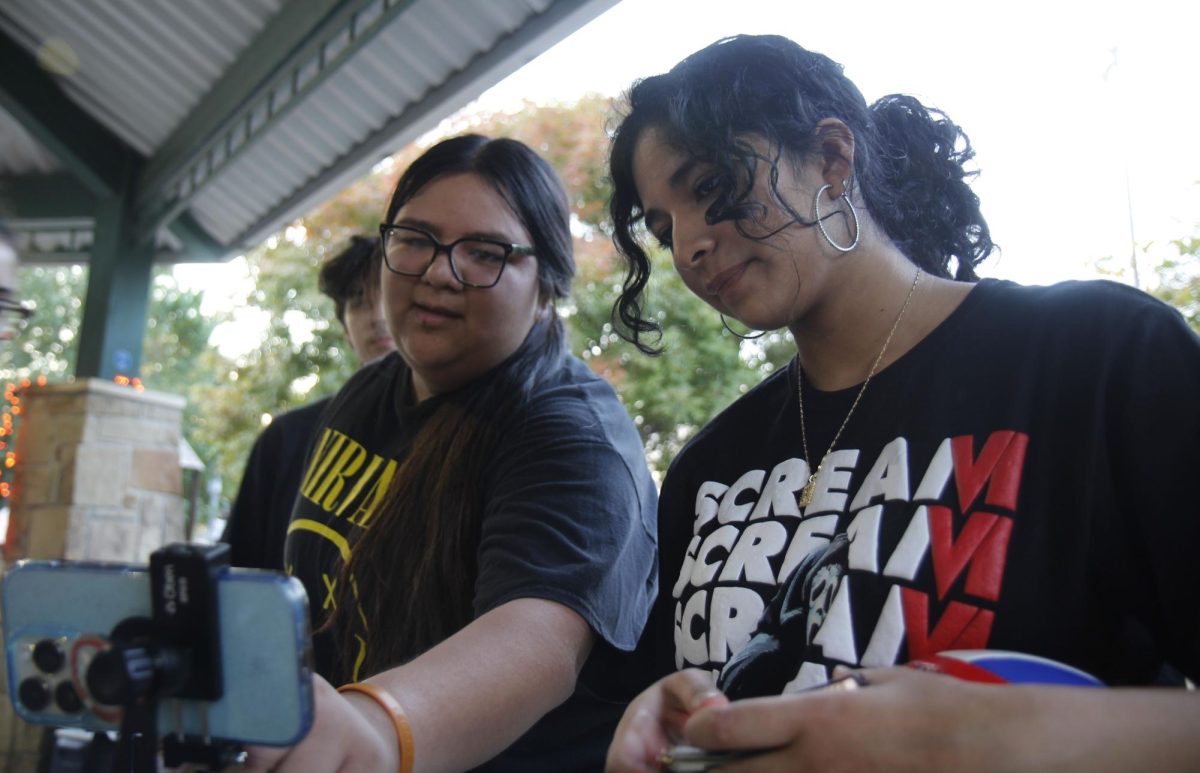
left=797, top=267, right=922, bottom=507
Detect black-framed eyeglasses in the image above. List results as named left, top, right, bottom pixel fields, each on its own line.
left=0, top=294, right=32, bottom=341
left=379, top=224, right=535, bottom=289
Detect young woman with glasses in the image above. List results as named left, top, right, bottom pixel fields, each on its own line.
left=603, top=34, right=1200, bottom=773
left=246, top=134, right=657, bottom=772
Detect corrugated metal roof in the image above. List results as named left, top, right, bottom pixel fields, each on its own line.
left=0, top=0, right=620, bottom=261
left=1, top=0, right=281, bottom=157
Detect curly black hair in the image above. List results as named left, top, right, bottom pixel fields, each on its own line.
left=608, top=34, right=994, bottom=353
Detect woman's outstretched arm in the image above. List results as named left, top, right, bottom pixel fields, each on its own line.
left=247, top=597, right=592, bottom=772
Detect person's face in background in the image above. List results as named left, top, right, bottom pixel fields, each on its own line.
left=0, top=234, right=29, bottom=341
left=341, top=280, right=395, bottom=365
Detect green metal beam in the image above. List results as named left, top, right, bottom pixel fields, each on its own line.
left=0, top=174, right=226, bottom=264
left=0, top=173, right=98, bottom=220
left=5, top=220, right=92, bottom=266
left=169, top=214, right=231, bottom=264
left=75, top=191, right=154, bottom=380
left=0, top=28, right=139, bottom=199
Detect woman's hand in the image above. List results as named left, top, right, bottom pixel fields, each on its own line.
left=607, top=667, right=1021, bottom=772
left=242, top=599, right=590, bottom=772
left=605, top=668, right=730, bottom=772
left=676, top=667, right=979, bottom=772
left=242, top=675, right=400, bottom=773
left=642, top=667, right=1200, bottom=773
left=609, top=664, right=1200, bottom=772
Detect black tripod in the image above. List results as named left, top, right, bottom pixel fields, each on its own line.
left=81, top=544, right=244, bottom=773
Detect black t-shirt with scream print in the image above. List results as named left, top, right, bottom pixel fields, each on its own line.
left=284, top=341, right=658, bottom=772
left=645, top=279, right=1200, bottom=698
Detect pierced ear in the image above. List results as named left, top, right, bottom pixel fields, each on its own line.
left=814, top=118, right=855, bottom=196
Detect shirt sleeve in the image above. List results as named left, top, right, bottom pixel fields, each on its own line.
left=472, top=387, right=658, bottom=651
left=1103, top=294, right=1200, bottom=680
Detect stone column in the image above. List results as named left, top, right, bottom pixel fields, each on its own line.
left=3, top=377, right=188, bottom=563
left=0, top=379, right=190, bottom=769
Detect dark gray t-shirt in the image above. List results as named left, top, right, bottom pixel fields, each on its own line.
left=286, top=330, right=658, bottom=771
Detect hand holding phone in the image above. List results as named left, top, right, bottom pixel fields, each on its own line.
left=658, top=671, right=867, bottom=771
left=659, top=745, right=761, bottom=772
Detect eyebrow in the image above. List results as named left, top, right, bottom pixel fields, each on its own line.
left=668, top=158, right=698, bottom=189
left=641, top=157, right=700, bottom=235
left=392, top=217, right=524, bottom=245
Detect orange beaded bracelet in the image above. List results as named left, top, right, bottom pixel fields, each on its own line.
left=337, top=682, right=414, bottom=773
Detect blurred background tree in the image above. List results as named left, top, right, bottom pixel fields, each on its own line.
left=1150, top=235, right=1199, bottom=334
left=1096, top=224, right=1200, bottom=337
left=0, top=266, right=220, bottom=385
left=0, top=264, right=87, bottom=380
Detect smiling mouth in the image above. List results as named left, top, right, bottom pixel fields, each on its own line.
left=706, top=261, right=751, bottom=296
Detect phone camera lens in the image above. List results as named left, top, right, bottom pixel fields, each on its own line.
left=18, top=677, right=52, bottom=712
left=55, top=681, right=84, bottom=714
left=86, top=645, right=154, bottom=705
left=85, top=649, right=128, bottom=706
left=32, top=638, right=66, bottom=674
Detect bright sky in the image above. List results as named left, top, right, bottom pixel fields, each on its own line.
left=184, top=0, right=1199, bottom=352
left=478, top=0, right=1200, bottom=287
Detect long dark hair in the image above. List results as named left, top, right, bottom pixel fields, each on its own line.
left=329, top=134, right=575, bottom=681
left=608, top=34, right=995, bottom=353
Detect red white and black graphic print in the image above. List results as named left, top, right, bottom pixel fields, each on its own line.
left=670, top=430, right=1028, bottom=695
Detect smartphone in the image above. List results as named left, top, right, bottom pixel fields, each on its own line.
left=660, top=745, right=760, bottom=772
left=3, top=558, right=314, bottom=746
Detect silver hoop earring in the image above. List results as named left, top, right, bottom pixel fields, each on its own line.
left=813, top=183, right=861, bottom=253
left=721, top=314, right=766, bottom=340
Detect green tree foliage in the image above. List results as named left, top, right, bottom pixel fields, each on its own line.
left=477, top=96, right=616, bottom=229
left=0, top=264, right=87, bottom=379
left=0, top=265, right=221, bottom=387
left=1097, top=230, right=1200, bottom=336
left=140, top=274, right=227, bottom=496
left=184, top=157, right=411, bottom=505
left=184, top=237, right=363, bottom=499
left=143, top=273, right=226, bottom=390
left=1150, top=235, right=1200, bottom=334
